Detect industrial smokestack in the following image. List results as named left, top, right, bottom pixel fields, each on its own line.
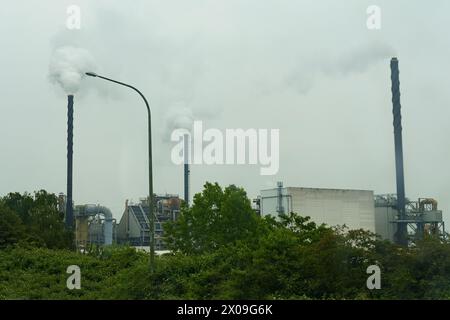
left=183, top=134, right=190, bottom=206
left=276, top=181, right=285, bottom=215
left=66, top=95, right=74, bottom=229
left=390, top=57, right=407, bottom=245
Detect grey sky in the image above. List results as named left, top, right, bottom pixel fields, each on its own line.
left=1, top=0, right=449, bottom=225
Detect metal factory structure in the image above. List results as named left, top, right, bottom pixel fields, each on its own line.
left=258, top=183, right=376, bottom=233
left=257, top=184, right=445, bottom=243
left=58, top=192, right=182, bottom=251
left=256, top=58, right=445, bottom=245
left=74, top=204, right=116, bottom=249
left=58, top=193, right=117, bottom=250
left=375, top=194, right=444, bottom=242
left=57, top=57, right=443, bottom=249
left=386, top=57, right=445, bottom=245
left=116, top=194, right=181, bottom=250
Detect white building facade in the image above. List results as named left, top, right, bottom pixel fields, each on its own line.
left=259, top=185, right=376, bottom=233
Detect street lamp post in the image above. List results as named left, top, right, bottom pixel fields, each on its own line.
left=85, top=72, right=155, bottom=271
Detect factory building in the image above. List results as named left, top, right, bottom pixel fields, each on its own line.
left=257, top=58, right=446, bottom=245
left=74, top=204, right=117, bottom=249
left=116, top=194, right=181, bottom=250
left=258, top=183, right=376, bottom=233
left=58, top=193, right=117, bottom=250
left=257, top=183, right=445, bottom=242
left=59, top=192, right=181, bottom=250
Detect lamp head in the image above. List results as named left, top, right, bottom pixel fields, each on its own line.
left=85, top=72, right=98, bottom=77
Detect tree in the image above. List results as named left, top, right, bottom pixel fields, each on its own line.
left=1, top=192, right=34, bottom=225
left=0, top=190, right=74, bottom=249
left=0, top=202, right=26, bottom=248
left=164, top=182, right=261, bottom=254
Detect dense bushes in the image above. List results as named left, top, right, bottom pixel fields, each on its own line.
left=2, top=185, right=450, bottom=300
left=0, top=246, right=145, bottom=299
left=3, top=232, right=450, bottom=299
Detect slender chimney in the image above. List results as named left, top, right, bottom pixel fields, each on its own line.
left=183, top=134, right=190, bottom=206
left=390, top=57, right=407, bottom=245
left=276, top=181, right=284, bottom=215
left=66, top=95, right=74, bottom=229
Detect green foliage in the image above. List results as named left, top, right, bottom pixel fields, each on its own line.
left=164, top=182, right=261, bottom=254
left=0, top=203, right=26, bottom=249
left=0, top=190, right=74, bottom=249
left=2, top=185, right=450, bottom=300
left=0, top=246, right=144, bottom=299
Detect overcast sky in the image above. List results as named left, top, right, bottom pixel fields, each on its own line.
left=1, top=0, right=449, bottom=224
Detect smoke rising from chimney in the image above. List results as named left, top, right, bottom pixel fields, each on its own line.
left=323, top=43, right=396, bottom=76
left=287, top=43, right=396, bottom=94
left=163, top=102, right=195, bottom=142
left=48, top=46, right=95, bottom=95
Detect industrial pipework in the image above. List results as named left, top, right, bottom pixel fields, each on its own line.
left=390, top=58, right=408, bottom=245
left=75, top=204, right=114, bottom=245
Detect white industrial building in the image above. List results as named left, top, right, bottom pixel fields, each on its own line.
left=257, top=183, right=445, bottom=242
left=258, top=183, right=376, bottom=233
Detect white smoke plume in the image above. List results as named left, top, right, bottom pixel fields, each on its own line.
left=48, top=46, right=95, bottom=95
left=163, top=102, right=195, bottom=142
left=322, top=43, right=396, bottom=76
left=287, top=43, right=396, bottom=94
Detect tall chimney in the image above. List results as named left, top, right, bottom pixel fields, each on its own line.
left=276, top=181, right=284, bottom=215
left=183, top=134, right=190, bottom=206
left=66, top=95, right=74, bottom=229
left=390, top=57, right=407, bottom=245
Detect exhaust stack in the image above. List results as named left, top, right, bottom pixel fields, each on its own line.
left=66, top=95, right=74, bottom=229
left=183, top=134, right=190, bottom=206
left=390, top=57, right=407, bottom=245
